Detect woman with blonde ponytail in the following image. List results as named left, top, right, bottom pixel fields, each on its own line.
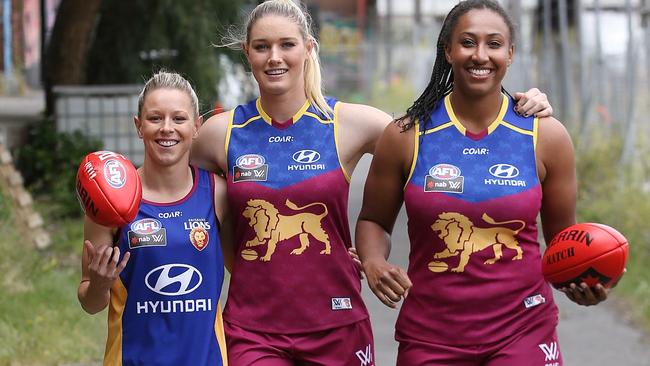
left=193, top=0, right=553, bottom=364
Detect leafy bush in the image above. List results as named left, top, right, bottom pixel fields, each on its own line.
left=574, top=133, right=650, bottom=328
left=15, top=118, right=103, bottom=218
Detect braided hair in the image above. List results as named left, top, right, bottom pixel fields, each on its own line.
left=396, top=0, right=516, bottom=132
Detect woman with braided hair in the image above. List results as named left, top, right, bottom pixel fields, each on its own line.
left=356, top=0, right=612, bottom=364
left=193, top=0, right=554, bottom=364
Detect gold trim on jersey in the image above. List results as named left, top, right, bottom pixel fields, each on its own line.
left=255, top=98, right=311, bottom=125
left=404, top=119, right=420, bottom=190
left=232, top=114, right=262, bottom=129
left=500, top=121, right=535, bottom=136
left=224, top=110, right=235, bottom=177
left=303, top=111, right=335, bottom=124
left=332, top=102, right=351, bottom=182
left=104, top=278, right=128, bottom=366
left=444, top=93, right=509, bottom=135
left=214, top=301, right=228, bottom=366
left=224, top=109, right=235, bottom=169
left=532, top=117, right=539, bottom=150
left=422, top=121, right=454, bottom=136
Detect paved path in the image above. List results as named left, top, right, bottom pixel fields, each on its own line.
left=348, top=155, right=650, bottom=366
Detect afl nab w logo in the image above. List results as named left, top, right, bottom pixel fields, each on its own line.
left=104, top=159, right=127, bottom=188
left=424, top=163, right=464, bottom=193
left=489, top=163, right=519, bottom=179
left=234, top=154, right=268, bottom=183
left=292, top=149, right=321, bottom=164
left=145, top=264, right=202, bottom=296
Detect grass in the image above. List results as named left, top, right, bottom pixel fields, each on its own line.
left=0, top=187, right=104, bottom=365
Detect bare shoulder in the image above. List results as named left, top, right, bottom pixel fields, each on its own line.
left=201, top=110, right=231, bottom=137
left=336, top=102, right=393, bottom=157
left=193, top=110, right=232, bottom=174
left=377, top=119, right=416, bottom=175
left=537, top=116, right=575, bottom=181
left=337, top=102, right=392, bottom=128
left=537, top=116, right=573, bottom=152
left=382, top=119, right=416, bottom=150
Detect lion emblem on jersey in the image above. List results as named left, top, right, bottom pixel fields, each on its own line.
left=189, top=227, right=208, bottom=251
left=430, top=212, right=525, bottom=272
left=241, top=199, right=330, bottom=261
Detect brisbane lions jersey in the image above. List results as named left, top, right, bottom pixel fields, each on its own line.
left=107, top=167, right=227, bottom=366
left=396, top=94, right=558, bottom=346
left=223, top=98, right=368, bottom=333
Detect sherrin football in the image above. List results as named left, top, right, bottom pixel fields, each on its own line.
left=542, top=223, right=628, bottom=289
left=75, top=151, right=142, bottom=227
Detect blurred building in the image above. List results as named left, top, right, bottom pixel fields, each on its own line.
left=0, top=0, right=60, bottom=91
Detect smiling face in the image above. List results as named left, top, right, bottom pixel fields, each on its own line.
left=244, top=15, right=312, bottom=99
left=445, top=8, right=513, bottom=98
left=134, top=88, right=200, bottom=167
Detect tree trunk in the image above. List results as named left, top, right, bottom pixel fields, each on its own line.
left=44, top=0, right=101, bottom=115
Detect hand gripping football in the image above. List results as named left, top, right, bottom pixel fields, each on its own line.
left=542, top=223, right=628, bottom=289
left=75, top=151, right=142, bottom=227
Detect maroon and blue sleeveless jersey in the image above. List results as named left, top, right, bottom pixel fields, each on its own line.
left=397, top=94, right=558, bottom=346
left=107, top=167, right=227, bottom=365
left=223, top=98, right=368, bottom=333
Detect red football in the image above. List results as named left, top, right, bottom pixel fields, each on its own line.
left=75, top=151, right=141, bottom=227
left=542, top=223, right=628, bottom=289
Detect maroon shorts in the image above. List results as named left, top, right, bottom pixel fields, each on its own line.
left=225, top=319, right=375, bottom=366
left=397, top=316, right=562, bottom=366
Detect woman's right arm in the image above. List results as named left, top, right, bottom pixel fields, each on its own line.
left=77, top=217, right=129, bottom=314
left=356, top=122, right=414, bottom=308
left=192, top=111, right=231, bottom=175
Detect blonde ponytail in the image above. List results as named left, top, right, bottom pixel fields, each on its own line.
left=303, top=36, right=332, bottom=119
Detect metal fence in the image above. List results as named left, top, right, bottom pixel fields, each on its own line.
left=53, top=85, right=144, bottom=165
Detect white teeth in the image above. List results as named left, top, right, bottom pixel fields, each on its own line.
left=469, top=68, right=491, bottom=76
left=157, top=140, right=178, bottom=147
left=266, top=69, right=287, bottom=75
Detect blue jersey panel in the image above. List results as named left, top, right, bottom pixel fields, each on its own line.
left=108, top=167, right=226, bottom=366
left=228, top=98, right=341, bottom=190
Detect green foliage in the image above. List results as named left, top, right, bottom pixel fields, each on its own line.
left=370, top=78, right=415, bottom=118
left=15, top=119, right=102, bottom=218
left=85, top=0, right=244, bottom=110
left=574, top=133, right=650, bottom=329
